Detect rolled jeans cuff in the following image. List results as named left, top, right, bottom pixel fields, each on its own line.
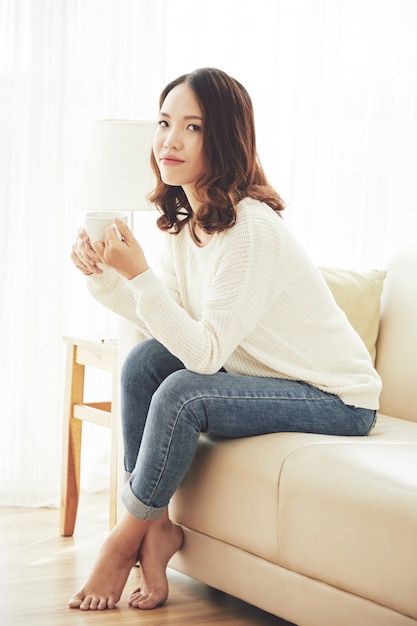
left=121, top=479, right=165, bottom=521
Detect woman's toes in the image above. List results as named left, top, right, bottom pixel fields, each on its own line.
left=80, top=595, right=95, bottom=610
left=68, top=592, right=84, bottom=608
left=136, top=591, right=165, bottom=610
left=69, top=591, right=115, bottom=611
left=106, top=596, right=117, bottom=610
left=87, top=599, right=99, bottom=610
left=128, top=591, right=146, bottom=607
left=128, top=585, right=141, bottom=599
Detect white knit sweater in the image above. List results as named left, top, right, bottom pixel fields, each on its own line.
left=86, top=197, right=381, bottom=410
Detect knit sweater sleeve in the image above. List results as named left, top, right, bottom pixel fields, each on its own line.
left=85, top=267, right=153, bottom=337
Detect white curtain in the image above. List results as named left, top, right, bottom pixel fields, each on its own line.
left=1, top=0, right=416, bottom=506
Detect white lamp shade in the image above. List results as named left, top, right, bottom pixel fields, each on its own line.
left=76, top=120, right=156, bottom=212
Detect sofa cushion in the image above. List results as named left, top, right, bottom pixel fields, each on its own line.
left=277, top=432, right=417, bottom=619
left=320, top=267, right=386, bottom=364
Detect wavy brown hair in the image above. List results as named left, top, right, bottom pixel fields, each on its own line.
left=149, top=67, right=285, bottom=234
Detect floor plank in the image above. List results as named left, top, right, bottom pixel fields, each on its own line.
left=0, top=491, right=295, bottom=625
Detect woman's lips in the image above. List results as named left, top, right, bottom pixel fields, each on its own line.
left=160, top=155, right=184, bottom=165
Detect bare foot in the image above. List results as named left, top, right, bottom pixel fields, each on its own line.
left=69, top=512, right=151, bottom=611
left=128, top=513, right=184, bottom=610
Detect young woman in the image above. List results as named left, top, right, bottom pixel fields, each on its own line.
left=70, top=67, right=381, bottom=611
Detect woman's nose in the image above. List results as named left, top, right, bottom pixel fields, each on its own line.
left=164, top=128, right=181, bottom=149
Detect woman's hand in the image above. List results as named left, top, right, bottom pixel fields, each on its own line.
left=93, top=218, right=149, bottom=280
left=71, top=229, right=103, bottom=275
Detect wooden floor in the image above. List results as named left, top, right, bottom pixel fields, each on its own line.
left=0, top=491, right=295, bottom=626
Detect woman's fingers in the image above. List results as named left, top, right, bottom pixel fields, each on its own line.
left=71, top=230, right=103, bottom=275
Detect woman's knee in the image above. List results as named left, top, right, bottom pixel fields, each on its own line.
left=150, top=369, right=208, bottom=430
left=154, top=369, right=201, bottom=398
left=121, top=339, right=183, bottom=387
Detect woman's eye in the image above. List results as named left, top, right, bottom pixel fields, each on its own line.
left=158, top=120, right=168, bottom=127
left=188, top=124, right=201, bottom=132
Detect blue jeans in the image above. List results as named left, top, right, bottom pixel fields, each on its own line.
left=120, top=339, right=376, bottom=520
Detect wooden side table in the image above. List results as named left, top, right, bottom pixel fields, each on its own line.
left=60, top=336, right=119, bottom=536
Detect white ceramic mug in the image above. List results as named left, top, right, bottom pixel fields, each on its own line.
left=83, top=211, right=128, bottom=247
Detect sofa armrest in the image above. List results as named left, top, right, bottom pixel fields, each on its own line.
left=117, top=317, right=145, bottom=368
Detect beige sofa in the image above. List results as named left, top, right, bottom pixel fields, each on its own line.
left=120, top=253, right=417, bottom=626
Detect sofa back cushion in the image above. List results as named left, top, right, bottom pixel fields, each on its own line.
left=375, top=253, right=417, bottom=423
left=321, top=267, right=386, bottom=365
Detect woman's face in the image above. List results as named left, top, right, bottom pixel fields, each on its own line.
left=153, top=83, right=206, bottom=195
